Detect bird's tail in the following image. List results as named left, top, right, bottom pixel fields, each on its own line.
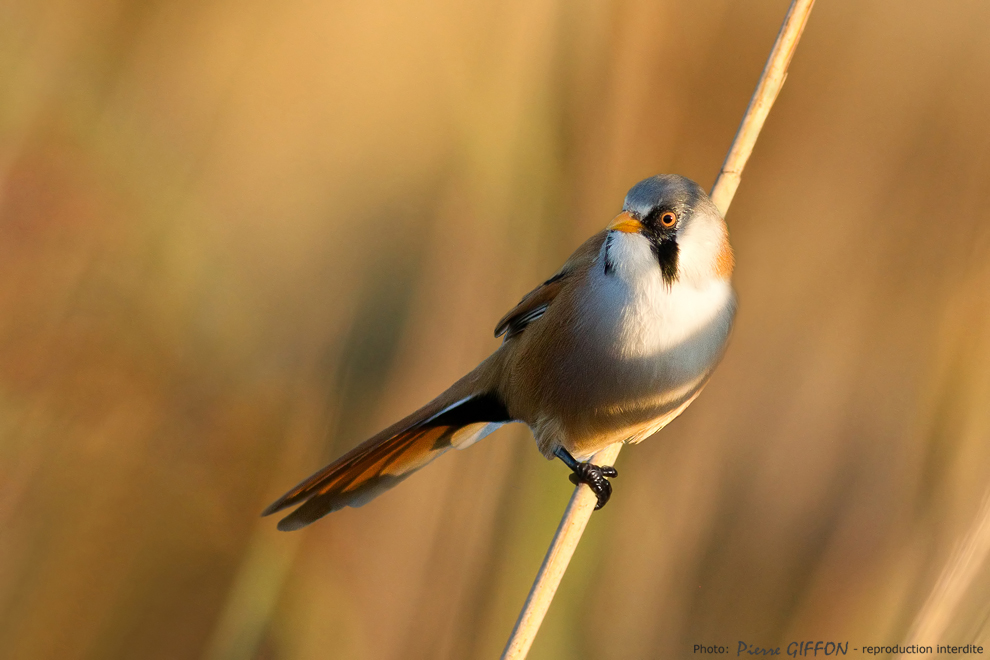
left=263, top=390, right=511, bottom=530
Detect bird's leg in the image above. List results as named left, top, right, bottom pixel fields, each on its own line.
left=554, top=447, right=618, bottom=510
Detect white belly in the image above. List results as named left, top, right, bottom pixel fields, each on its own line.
left=586, top=240, right=732, bottom=371
left=559, top=232, right=735, bottom=449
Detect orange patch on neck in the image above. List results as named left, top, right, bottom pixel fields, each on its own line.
left=714, top=230, right=735, bottom=279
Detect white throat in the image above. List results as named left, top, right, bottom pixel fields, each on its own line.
left=586, top=231, right=734, bottom=359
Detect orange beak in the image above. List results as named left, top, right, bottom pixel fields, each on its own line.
left=606, top=211, right=643, bottom=233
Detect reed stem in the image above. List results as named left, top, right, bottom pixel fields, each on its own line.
left=499, top=1, right=816, bottom=658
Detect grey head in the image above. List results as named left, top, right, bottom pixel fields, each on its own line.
left=623, top=174, right=719, bottom=229
left=618, top=174, right=728, bottom=285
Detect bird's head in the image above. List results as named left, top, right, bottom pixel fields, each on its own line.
left=607, top=174, right=734, bottom=286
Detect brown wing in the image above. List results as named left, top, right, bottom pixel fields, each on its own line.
left=494, top=231, right=607, bottom=340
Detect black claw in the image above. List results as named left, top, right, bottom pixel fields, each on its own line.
left=568, top=462, right=618, bottom=509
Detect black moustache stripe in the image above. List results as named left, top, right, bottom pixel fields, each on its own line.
left=603, top=233, right=615, bottom=275
left=651, top=239, right=679, bottom=286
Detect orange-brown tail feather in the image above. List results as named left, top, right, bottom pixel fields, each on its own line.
left=263, top=392, right=511, bottom=530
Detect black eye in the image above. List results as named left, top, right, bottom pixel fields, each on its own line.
left=659, top=211, right=677, bottom=228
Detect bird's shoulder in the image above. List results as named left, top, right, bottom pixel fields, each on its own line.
left=494, top=230, right=607, bottom=340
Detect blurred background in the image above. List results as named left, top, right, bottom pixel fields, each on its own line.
left=2, top=0, right=990, bottom=658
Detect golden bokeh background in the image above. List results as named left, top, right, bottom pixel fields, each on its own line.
left=2, top=1, right=990, bottom=658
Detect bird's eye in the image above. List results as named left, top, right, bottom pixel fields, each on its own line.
left=659, top=211, right=677, bottom=228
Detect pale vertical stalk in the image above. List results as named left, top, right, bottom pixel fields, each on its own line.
left=500, top=443, right=622, bottom=660
left=710, top=0, right=816, bottom=216
left=899, top=489, right=990, bottom=655
left=500, top=1, right=816, bottom=658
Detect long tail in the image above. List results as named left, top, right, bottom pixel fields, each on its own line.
left=263, top=390, right=512, bottom=530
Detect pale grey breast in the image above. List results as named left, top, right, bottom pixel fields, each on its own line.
left=562, top=232, right=735, bottom=424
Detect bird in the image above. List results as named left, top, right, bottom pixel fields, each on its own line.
left=263, top=174, right=736, bottom=531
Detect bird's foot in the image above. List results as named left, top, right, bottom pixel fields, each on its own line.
left=568, top=462, right=619, bottom=510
